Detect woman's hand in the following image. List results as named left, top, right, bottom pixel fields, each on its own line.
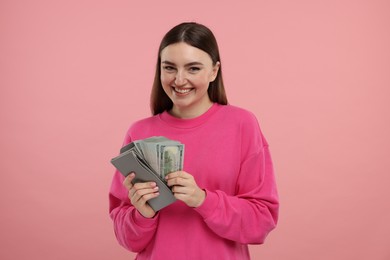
left=123, top=172, right=159, bottom=218
left=165, top=171, right=206, bottom=208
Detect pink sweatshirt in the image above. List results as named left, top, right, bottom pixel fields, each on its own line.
left=109, top=104, right=279, bottom=260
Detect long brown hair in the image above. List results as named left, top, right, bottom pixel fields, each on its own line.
left=150, top=22, right=228, bottom=115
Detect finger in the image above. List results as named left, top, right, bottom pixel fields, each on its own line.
left=171, top=185, right=187, bottom=194
left=130, top=182, right=157, bottom=197
left=131, top=186, right=159, bottom=204
left=123, top=172, right=135, bottom=189
left=134, top=181, right=157, bottom=190
left=166, top=171, right=193, bottom=183
left=132, top=192, right=160, bottom=208
left=171, top=180, right=196, bottom=193
left=166, top=176, right=179, bottom=187
left=166, top=171, right=187, bottom=179
left=166, top=176, right=188, bottom=187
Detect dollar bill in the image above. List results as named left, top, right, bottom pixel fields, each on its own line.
left=158, top=144, right=184, bottom=179
left=127, top=136, right=184, bottom=181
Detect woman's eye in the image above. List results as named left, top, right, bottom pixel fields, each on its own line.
left=163, top=66, right=175, bottom=71
left=189, top=67, right=200, bottom=72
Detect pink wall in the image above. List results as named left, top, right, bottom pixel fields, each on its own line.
left=1, top=1, right=389, bottom=259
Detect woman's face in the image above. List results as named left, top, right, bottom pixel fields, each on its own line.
left=160, top=42, right=220, bottom=118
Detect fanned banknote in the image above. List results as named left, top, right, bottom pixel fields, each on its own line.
left=117, top=136, right=184, bottom=181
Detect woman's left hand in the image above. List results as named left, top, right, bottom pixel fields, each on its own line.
left=165, top=171, right=206, bottom=208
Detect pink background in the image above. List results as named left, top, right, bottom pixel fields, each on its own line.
left=1, top=0, right=389, bottom=259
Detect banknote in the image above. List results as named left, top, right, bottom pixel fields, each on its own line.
left=159, top=144, right=184, bottom=179
left=124, top=136, right=184, bottom=180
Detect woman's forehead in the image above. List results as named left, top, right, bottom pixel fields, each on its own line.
left=160, top=42, right=212, bottom=65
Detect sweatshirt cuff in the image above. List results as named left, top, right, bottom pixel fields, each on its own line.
left=194, top=189, right=219, bottom=219
left=132, top=209, right=159, bottom=228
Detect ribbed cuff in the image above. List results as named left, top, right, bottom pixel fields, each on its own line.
left=194, top=189, right=219, bottom=219
left=132, top=209, right=159, bottom=228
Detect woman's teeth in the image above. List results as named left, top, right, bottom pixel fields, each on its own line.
left=174, top=88, right=191, bottom=94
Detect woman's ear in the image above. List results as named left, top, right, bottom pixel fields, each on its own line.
left=210, top=61, right=220, bottom=82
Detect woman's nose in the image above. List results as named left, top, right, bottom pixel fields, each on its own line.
left=174, top=70, right=187, bottom=86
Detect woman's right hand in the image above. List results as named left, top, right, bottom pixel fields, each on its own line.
left=123, top=172, right=159, bottom=218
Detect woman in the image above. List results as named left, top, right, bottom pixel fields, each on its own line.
left=109, top=22, right=279, bottom=259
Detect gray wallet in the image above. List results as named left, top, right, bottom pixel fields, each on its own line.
left=111, top=147, right=176, bottom=211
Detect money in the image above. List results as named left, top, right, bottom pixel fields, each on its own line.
left=126, top=137, right=184, bottom=180
left=159, top=144, right=184, bottom=179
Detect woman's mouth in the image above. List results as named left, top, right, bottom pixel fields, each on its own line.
left=173, top=87, right=193, bottom=94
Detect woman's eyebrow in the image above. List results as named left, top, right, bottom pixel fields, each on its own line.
left=185, top=62, right=204, bottom=67
left=161, top=60, right=175, bottom=65
left=161, top=60, right=204, bottom=66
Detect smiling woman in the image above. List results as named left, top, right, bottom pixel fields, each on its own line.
left=150, top=22, right=228, bottom=116
left=160, top=42, right=220, bottom=118
left=1, top=0, right=389, bottom=259
left=109, top=22, right=279, bottom=260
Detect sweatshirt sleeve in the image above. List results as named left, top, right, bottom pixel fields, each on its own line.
left=108, top=132, right=159, bottom=252
left=194, top=113, right=279, bottom=244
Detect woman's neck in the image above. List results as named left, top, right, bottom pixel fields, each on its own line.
left=170, top=101, right=214, bottom=119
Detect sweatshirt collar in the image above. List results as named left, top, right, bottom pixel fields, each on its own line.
left=158, top=103, right=222, bottom=129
